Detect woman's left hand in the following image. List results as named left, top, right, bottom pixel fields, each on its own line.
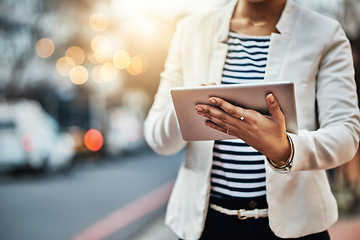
left=195, top=93, right=291, bottom=163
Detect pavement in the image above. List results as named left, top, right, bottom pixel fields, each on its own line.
left=328, top=217, right=360, bottom=240
left=129, top=209, right=177, bottom=240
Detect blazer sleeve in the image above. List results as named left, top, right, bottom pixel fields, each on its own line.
left=289, top=23, right=360, bottom=171
left=143, top=19, right=188, bottom=155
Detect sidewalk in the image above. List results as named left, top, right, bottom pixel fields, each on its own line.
left=129, top=210, right=177, bottom=240
left=329, top=217, right=360, bottom=240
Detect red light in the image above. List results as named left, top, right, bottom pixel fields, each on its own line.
left=84, top=129, right=104, bottom=152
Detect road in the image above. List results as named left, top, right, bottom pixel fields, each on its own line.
left=0, top=146, right=182, bottom=240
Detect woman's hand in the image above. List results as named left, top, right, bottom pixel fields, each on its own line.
left=195, top=93, right=291, bottom=164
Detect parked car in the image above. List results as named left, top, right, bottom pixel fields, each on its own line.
left=0, top=99, right=75, bottom=173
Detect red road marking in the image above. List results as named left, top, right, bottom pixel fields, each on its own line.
left=72, top=180, right=175, bottom=240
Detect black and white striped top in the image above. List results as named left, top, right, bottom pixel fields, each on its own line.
left=211, top=31, right=271, bottom=199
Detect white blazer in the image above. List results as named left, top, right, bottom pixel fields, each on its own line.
left=144, top=0, right=360, bottom=239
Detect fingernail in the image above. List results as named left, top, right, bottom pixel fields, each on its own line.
left=209, top=98, right=216, bottom=104
left=268, top=94, right=275, bottom=103
left=195, top=106, right=203, bottom=111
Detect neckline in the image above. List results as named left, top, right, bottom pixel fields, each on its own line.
left=229, top=30, right=271, bottom=39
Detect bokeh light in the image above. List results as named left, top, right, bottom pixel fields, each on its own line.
left=90, top=64, right=123, bottom=94
left=65, top=46, right=85, bottom=65
left=113, top=50, right=131, bottom=69
left=89, top=13, right=108, bottom=32
left=87, top=52, right=98, bottom=64
left=84, top=129, right=104, bottom=152
left=91, top=35, right=111, bottom=63
left=69, top=66, right=89, bottom=85
left=56, top=57, right=76, bottom=77
left=91, top=64, right=103, bottom=83
left=91, top=36, right=109, bottom=52
left=127, top=55, right=147, bottom=76
left=100, top=62, right=118, bottom=82
left=35, top=38, right=55, bottom=58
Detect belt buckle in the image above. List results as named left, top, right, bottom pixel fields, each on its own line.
left=238, top=209, right=247, bottom=220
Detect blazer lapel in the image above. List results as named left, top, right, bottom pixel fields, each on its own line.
left=264, top=0, right=296, bottom=83
left=264, top=33, right=290, bottom=83
left=208, top=0, right=238, bottom=85
left=208, top=41, right=228, bottom=85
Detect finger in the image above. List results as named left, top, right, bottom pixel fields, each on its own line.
left=196, top=104, right=230, bottom=123
left=266, top=93, right=285, bottom=122
left=205, top=120, right=232, bottom=135
left=208, top=97, right=246, bottom=119
left=195, top=104, right=239, bottom=132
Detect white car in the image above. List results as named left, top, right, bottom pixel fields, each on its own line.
left=0, top=99, right=75, bottom=173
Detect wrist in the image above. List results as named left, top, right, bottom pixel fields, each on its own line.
left=267, top=134, right=294, bottom=173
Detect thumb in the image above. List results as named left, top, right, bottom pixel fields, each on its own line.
left=266, top=93, right=284, bottom=121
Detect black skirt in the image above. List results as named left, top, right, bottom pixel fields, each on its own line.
left=196, top=196, right=330, bottom=240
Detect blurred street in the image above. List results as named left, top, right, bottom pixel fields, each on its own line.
left=1, top=146, right=360, bottom=240
left=0, top=147, right=182, bottom=240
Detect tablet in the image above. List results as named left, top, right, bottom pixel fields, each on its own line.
left=171, top=82, right=298, bottom=141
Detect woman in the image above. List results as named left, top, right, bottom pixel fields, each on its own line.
left=144, top=0, right=360, bottom=239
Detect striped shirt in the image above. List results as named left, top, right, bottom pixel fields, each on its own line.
left=211, top=31, right=271, bottom=199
